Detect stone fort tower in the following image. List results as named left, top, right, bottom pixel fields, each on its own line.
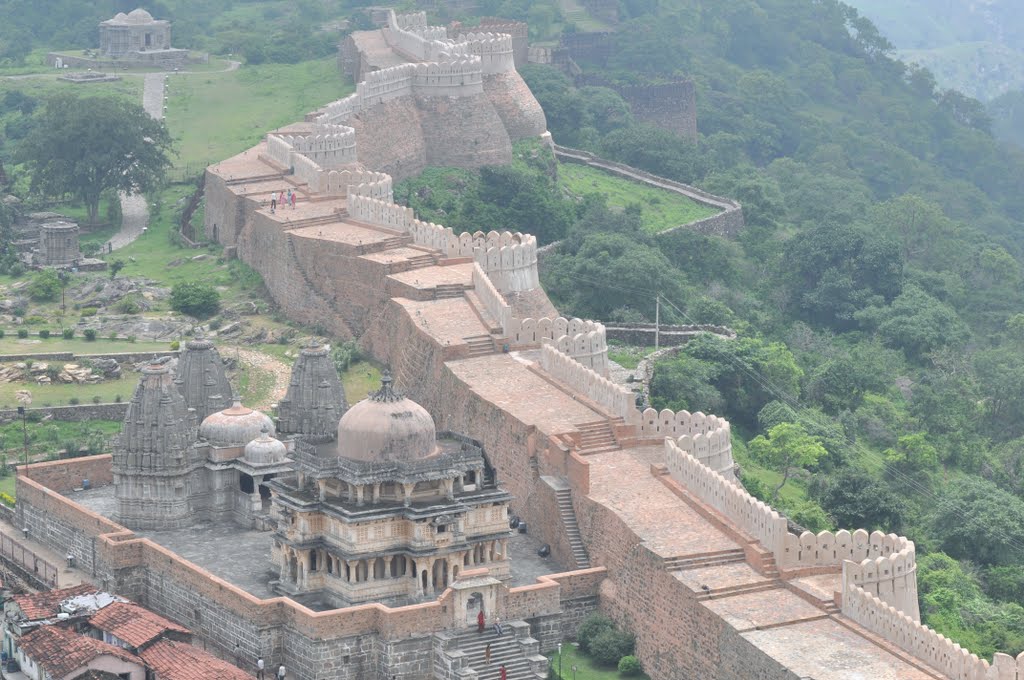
left=112, top=358, right=200, bottom=530
left=173, top=335, right=233, bottom=422
left=276, top=343, right=348, bottom=443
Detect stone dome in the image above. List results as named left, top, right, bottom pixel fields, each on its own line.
left=199, top=400, right=275, bottom=447
left=125, top=8, right=156, bottom=23
left=244, top=426, right=287, bottom=465
left=335, top=374, right=438, bottom=462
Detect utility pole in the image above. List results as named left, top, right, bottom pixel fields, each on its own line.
left=655, top=295, right=660, bottom=352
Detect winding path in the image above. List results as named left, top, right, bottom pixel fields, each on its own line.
left=111, top=73, right=165, bottom=251
left=233, top=347, right=291, bottom=411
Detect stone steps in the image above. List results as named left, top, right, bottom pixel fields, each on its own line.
left=555, top=487, right=591, bottom=568
left=436, top=283, right=468, bottom=299
left=405, top=253, right=437, bottom=269
left=452, top=627, right=546, bottom=680
left=464, top=335, right=496, bottom=357
left=696, top=580, right=780, bottom=602
left=574, top=420, right=620, bottom=455
left=664, top=549, right=746, bottom=571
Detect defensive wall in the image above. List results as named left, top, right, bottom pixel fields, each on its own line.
left=181, top=10, right=982, bottom=678
left=576, top=75, right=699, bottom=141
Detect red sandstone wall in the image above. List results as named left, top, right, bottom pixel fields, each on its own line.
left=347, top=98, right=428, bottom=182
left=483, top=72, right=547, bottom=141
left=417, top=92, right=512, bottom=169
left=20, top=454, right=114, bottom=493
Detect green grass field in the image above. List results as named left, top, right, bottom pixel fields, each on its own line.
left=0, top=336, right=170, bottom=356
left=165, top=57, right=353, bottom=168
left=342, top=361, right=381, bottom=404
left=0, top=373, right=136, bottom=409
left=558, top=164, right=720, bottom=234
left=550, top=645, right=649, bottom=680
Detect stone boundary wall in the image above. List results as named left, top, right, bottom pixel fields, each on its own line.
left=552, top=145, right=745, bottom=237
left=19, top=454, right=114, bottom=493
left=0, top=349, right=177, bottom=363
left=539, top=344, right=633, bottom=416
left=843, top=586, right=1022, bottom=679
left=267, top=124, right=358, bottom=170
left=384, top=10, right=516, bottom=76
left=664, top=437, right=787, bottom=559
left=0, top=402, right=128, bottom=424
left=604, top=322, right=736, bottom=346
left=841, top=540, right=920, bottom=621
left=14, top=459, right=606, bottom=677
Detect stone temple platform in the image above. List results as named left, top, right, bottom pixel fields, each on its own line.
left=66, top=486, right=565, bottom=610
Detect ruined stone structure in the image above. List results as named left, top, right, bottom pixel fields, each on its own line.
left=273, top=374, right=512, bottom=608
left=98, top=9, right=188, bottom=68
left=276, top=343, right=348, bottom=443
left=10, top=10, right=1000, bottom=680
left=36, top=218, right=80, bottom=266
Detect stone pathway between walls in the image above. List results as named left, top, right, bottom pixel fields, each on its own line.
left=111, top=72, right=165, bottom=252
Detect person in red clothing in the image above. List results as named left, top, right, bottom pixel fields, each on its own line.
left=499, top=664, right=507, bottom=680
left=477, top=608, right=485, bottom=633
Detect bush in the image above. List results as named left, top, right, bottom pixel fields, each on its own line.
left=38, top=329, right=49, bottom=339
left=16, top=329, right=27, bottom=339
left=207, top=317, right=222, bottom=331
left=618, top=656, right=642, bottom=677
left=0, top=329, right=5, bottom=339
left=170, top=282, right=220, bottom=318
left=169, top=340, right=180, bottom=350
left=62, top=328, right=74, bottom=339
left=80, top=307, right=97, bottom=317
left=26, top=269, right=60, bottom=301
left=68, top=397, right=80, bottom=405
left=590, top=628, right=635, bottom=667
left=114, top=295, right=142, bottom=314
left=83, top=329, right=97, bottom=341
left=127, top=335, right=136, bottom=343
left=0, top=492, right=15, bottom=507
left=92, top=396, right=101, bottom=404
left=114, top=394, right=122, bottom=403
left=577, top=614, right=616, bottom=655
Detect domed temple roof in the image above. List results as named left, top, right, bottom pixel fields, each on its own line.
left=244, top=426, right=288, bottom=465
left=199, top=400, right=275, bottom=447
left=105, top=9, right=159, bottom=25
left=334, top=373, right=437, bottom=463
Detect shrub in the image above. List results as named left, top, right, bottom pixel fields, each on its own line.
left=38, top=329, right=49, bottom=339
left=207, top=317, right=222, bottom=331
left=108, top=332, right=117, bottom=341
left=169, top=340, right=180, bottom=350
left=114, top=394, right=122, bottom=403
left=26, top=269, right=60, bottom=301
left=114, top=295, right=142, bottom=314
left=16, top=329, right=27, bottom=339
left=0, top=329, right=5, bottom=339
left=577, top=614, right=616, bottom=655
left=127, top=335, right=136, bottom=343
left=83, top=329, right=97, bottom=341
left=68, top=397, right=80, bottom=405
left=0, top=492, right=15, bottom=507
left=62, top=328, right=74, bottom=339
left=618, top=656, right=642, bottom=677
left=81, top=307, right=98, bottom=317
left=590, top=628, right=635, bottom=667
left=170, top=281, right=220, bottom=318
left=92, top=396, right=101, bottom=404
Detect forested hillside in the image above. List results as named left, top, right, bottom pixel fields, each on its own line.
left=454, top=0, right=1024, bottom=659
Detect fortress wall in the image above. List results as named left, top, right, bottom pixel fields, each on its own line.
left=237, top=215, right=355, bottom=338
left=539, top=344, right=634, bottom=417
left=457, top=32, right=516, bottom=74
left=346, top=97, right=428, bottom=183
left=482, top=71, right=549, bottom=141
left=631, top=407, right=734, bottom=478
left=664, top=438, right=788, bottom=561
left=841, top=543, right=920, bottom=621
left=613, top=81, right=698, bottom=142
left=411, top=58, right=484, bottom=98
left=843, top=586, right=1024, bottom=680
left=476, top=18, right=528, bottom=67
left=416, top=90, right=512, bottom=170
left=472, top=231, right=539, bottom=293
left=471, top=262, right=513, bottom=330
left=20, top=454, right=113, bottom=494
left=203, top=170, right=248, bottom=247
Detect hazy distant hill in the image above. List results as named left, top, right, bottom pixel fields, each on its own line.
left=843, top=0, right=1024, bottom=101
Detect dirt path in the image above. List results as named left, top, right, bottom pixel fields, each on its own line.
left=233, top=347, right=291, bottom=411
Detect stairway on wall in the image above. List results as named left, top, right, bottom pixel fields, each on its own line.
left=449, top=626, right=547, bottom=680
left=663, top=549, right=745, bottom=572
left=573, top=419, right=621, bottom=455
left=436, top=283, right=469, bottom=299
left=555, top=486, right=591, bottom=569
left=463, top=334, right=496, bottom=358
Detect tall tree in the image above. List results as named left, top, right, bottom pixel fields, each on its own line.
left=17, top=94, right=172, bottom=225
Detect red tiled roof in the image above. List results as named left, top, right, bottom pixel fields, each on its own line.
left=11, top=583, right=98, bottom=620
left=89, top=601, right=190, bottom=649
left=70, top=670, right=124, bottom=680
left=18, top=625, right=141, bottom=679
left=140, top=640, right=252, bottom=680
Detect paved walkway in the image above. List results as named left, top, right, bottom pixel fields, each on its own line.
left=111, top=72, right=165, bottom=252
left=0, top=515, right=91, bottom=590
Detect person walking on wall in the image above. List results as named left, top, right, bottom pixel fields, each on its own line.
left=477, top=608, right=485, bottom=634
left=256, top=657, right=265, bottom=679
left=270, top=191, right=277, bottom=213
left=493, top=615, right=503, bottom=636
left=290, top=189, right=296, bottom=209
left=277, top=664, right=286, bottom=680
left=484, top=643, right=491, bottom=666
left=499, top=664, right=507, bottom=680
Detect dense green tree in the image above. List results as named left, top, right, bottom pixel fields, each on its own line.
left=170, top=282, right=219, bottom=319
left=929, top=477, right=1024, bottom=566
left=17, top=94, right=171, bottom=225
left=748, top=422, right=827, bottom=501
left=809, top=468, right=905, bottom=531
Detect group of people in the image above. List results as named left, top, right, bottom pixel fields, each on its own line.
left=269, top=188, right=297, bottom=213
left=254, top=657, right=285, bottom=679
left=477, top=609, right=509, bottom=679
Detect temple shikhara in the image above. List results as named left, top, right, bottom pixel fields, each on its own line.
left=10, top=9, right=1012, bottom=680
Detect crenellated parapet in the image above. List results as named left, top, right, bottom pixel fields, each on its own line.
left=457, top=32, right=516, bottom=74
left=841, top=538, right=919, bottom=621
left=470, top=231, right=539, bottom=293
left=540, top=343, right=634, bottom=416
left=272, top=124, right=358, bottom=169
left=843, top=586, right=1023, bottom=680
left=634, top=408, right=733, bottom=477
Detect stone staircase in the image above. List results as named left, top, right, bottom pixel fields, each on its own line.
left=555, top=486, right=591, bottom=569
left=378, top=235, right=411, bottom=250
left=436, top=623, right=548, bottom=680
left=436, top=283, right=468, bottom=299
left=279, top=212, right=339, bottom=231
left=663, top=548, right=745, bottom=572
left=406, top=252, right=437, bottom=269
left=573, top=419, right=621, bottom=455
left=695, top=579, right=780, bottom=602
left=463, top=335, right=496, bottom=358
